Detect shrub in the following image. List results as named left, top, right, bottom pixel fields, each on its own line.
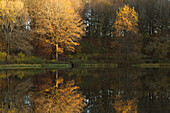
left=23, top=56, right=45, bottom=64
left=0, top=52, right=6, bottom=63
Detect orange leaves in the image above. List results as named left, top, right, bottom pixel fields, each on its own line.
left=30, top=0, right=85, bottom=54
left=114, top=4, right=138, bottom=37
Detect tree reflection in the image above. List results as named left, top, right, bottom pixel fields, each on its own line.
left=0, top=70, right=85, bottom=113
left=0, top=71, right=33, bottom=113
left=0, top=68, right=169, bottom=113
left=33, top=77, right=85, bottom=113
left=113, top=95, right=138, bottom=113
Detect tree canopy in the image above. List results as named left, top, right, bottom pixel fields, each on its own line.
left=0, top=0, right=29, bottom=61
left=28, top=0, right=85, bottom=61
left=114, top=4, right=138, bottom=37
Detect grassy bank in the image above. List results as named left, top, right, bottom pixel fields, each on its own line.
left=1, top=63, right=170, bottom=69
left=132, top=63, right=170, bottom=68
left=0, top=63, right=117, bottom=69
left=0, top=64, right=71, bottom=69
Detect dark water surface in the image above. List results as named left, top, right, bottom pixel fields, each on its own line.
left=0, top=68, right=169, bottom=113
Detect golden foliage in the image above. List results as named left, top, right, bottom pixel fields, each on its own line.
left=113, top=4, right=138, bottom=37
left=29, top=0, right=85, bottom=52
left=0, top=0, right=28, bottom=31
left=0, top=0, right=31, bottom=56
left=34, top=78, right=85, bottom=113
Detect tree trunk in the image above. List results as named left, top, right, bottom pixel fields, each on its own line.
left=4, top=31, right=10, bottom=63
left=55, top=70, right=58, bottom=88
left=6, top=42, right=9, bottom=63
left=51, top=44, right=58, bottom=61
left=56, top=44, right=58, bottom=61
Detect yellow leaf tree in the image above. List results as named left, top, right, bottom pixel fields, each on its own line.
left=0, top=0, right=28, bottom=62
left=114, top=4, right=138, bottom=37
left=112, top=4, right=141, bottom=62
left=28, top=0, right=85, bottom=61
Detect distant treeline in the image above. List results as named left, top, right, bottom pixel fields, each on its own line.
left=0, top=0, right=169, bottom=63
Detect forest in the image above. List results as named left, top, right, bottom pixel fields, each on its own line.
left=0, top=0, right=170, bottom=112
left=0, top=0, right=170, bottom=65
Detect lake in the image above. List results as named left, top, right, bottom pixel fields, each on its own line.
left=0, top=68, right=169, bottom=113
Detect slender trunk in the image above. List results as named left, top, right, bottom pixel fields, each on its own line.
left=55, top=70, right=58, bottom=88
left=56, top=44, right=58, bottom=61
left=34, top=39, right=39, bottom=56
left=4, top=31, right=10, bottom=63
left=6, top=42, right=9, bottom=63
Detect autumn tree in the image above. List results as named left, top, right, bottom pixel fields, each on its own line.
left=113, top=4, right=138, bottom=37
left=33, top=78, right=85, bottom=113
left=0, top=33, right=3, bottom=51
left=28, top=0, right=85, bottom=61
left=0, top=0, right=29, bottom=62
left=70, top=0, right=85, bottom=15
left=112, top=4, right=142, bottom=62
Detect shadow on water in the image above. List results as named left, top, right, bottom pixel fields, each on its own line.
left=0, top=68, right=169, bottom=113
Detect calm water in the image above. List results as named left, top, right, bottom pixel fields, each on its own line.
left=0, top=68, right=169, bottom=113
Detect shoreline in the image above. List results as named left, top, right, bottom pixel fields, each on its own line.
left=0, top=64, right=71, bottom=69
left=0, top=63, right=170, bottom=69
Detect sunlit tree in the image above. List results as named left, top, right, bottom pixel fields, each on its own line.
left=28, top=0, right=85, bottom=61
left=113, top=4, right=138, bottom=37
left=0, top=0, right=29, bottom=62
left=112, top=4, right=141, bottom=62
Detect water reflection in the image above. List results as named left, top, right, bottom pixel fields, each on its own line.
left=113, top=95, right=137, bottom=113
left=72, top=68, right=169, bottom=113
left=32, top=72, right=85, bottom=113
left=0, top=70, right=85, bottom=113
left=0, top=68, right=169, bottom=113
left=0, top=70, right=34, bottom=112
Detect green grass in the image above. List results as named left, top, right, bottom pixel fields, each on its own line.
left=0, top=63, right=71, bottom=69
left=44, top=64, right=71, bottom=68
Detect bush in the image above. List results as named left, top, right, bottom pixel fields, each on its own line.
left=45, top=59, right=59, bottom=64
left=0, top=52, right=6, bottom=63
left=5, top=53, right=45, bottom=64
left=0, top=59, right=4, bottom=64
left=23, top=56, right=45, bottom=64
left=75, top=53, right=88, bottom=61
left=15, top=52, right=26, bottom=63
